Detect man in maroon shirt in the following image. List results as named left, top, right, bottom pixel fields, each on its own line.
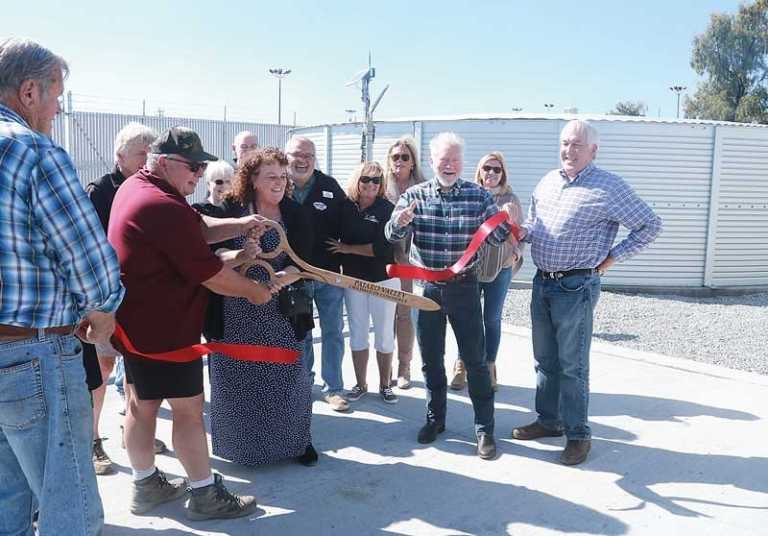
left=109, top=127, right=281, bottom=521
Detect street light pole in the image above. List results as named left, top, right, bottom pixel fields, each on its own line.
left=268, top=68, right=291, bottom=125
left=669, top=85, right=686, bottom=119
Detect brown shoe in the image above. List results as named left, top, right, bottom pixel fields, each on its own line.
left=185, top=473, right=259, bottom=521
left=92, top=438, right=114, bottom=476
left=449, top=359, right=466, bottom=390
left=511, top=421, right=564, bottom=441
left=560, top=439, right=591, bottom=465
left=323, top=393, right=350, bottom=412
left=130, top=469, right=187, bottom=515
left=489, top=363, right=498, bottom=392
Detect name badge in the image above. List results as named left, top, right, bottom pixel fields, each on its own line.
left=313, top=201, right=328, bottom=211
left=322, top=190, right=334, bottom=199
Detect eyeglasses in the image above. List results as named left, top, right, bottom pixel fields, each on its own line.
left=288, top=151, right=315, bottom=160
left=391, top=153, right=410, bottom=162
left=165, top=157, right=208, bottom=173
left=360, top=176, right=382, bottom=185
left=482, top=165, right=502, bottom=174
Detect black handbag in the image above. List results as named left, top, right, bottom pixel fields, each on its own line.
left=278, top=281, right=314, bottom=340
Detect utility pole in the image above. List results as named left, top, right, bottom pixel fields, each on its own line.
left=669, top=85, right=686, bottom=119
left=268, top=68, right=291, bottom=125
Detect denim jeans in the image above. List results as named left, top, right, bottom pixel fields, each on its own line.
left=530, top=272, right=601, bottom=440
left=417, top=280, right=494, bottom=436
left=302, top=281, right=345, bottom=393
left=0, top=333, right=103, bottom=535
left=479, top=267, right=513, bottom=362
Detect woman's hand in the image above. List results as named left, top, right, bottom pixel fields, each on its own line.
left=325, top=238, right=347, bottom=254
left=235, top=238, right=262, bottom=263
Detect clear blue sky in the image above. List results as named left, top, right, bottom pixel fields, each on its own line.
left=5, top=0, right=744, bottom=125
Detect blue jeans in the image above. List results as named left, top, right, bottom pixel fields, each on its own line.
left=479, top=267, right=513, bottom=362
left=0, top=334, right=103, bottom=535
left=530, top=272, right=601, bottom=440
left=417, top=280, right=494, bottom=436
left=302, top=281, right=345, bottom=393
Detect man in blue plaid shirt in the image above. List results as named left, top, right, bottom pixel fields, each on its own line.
left=511, top=120, right=662, bottom=466
left=0, top=39, right=124, bottom=534
left=386, top=132, right=518, bottom=460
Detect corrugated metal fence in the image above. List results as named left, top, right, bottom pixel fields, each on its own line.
left=51, top=111, right=291, bottom=204
left=293, top=117, right=768, bottom=289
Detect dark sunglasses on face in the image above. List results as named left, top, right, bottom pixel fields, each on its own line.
left=360, top=175, right=382, bottom=185
left=482, top=165, right=502, bottom=174
left=390, top=153, right=410, bottom=162
left=212, top=179, right=226, bottom=186
left=166, top=157, right=207, bottom=173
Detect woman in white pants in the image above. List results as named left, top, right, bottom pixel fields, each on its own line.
left=326, top=161, right=399, bottom=403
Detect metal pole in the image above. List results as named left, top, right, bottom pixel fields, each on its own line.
left=278, top=77, right=282, bottom=125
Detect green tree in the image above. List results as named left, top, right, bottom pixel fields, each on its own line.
left=609, top=101, right=647, bottom=116
left=686, top=0, right=768, bottom=123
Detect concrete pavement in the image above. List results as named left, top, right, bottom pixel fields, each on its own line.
left=97, top=324, right=768, bottom=535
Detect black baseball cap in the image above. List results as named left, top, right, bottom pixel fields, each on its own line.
left=150, top=127, right=219, bottom=162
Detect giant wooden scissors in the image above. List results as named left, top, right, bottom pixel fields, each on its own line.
left=244, top=219, right=440, bottom=311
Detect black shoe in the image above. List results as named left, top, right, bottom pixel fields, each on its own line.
left=560, top=439, right=591, bottom=466
left=296, top=443, right=318, bottom=467
left=477, top=433, right=497, bottom=460
left=417, top=421, right=445, bottom=444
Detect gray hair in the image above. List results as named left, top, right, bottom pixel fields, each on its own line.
left=429, top=132, right=464, bottom=159
left=234, top=130, right=257, bottom=146
left=0, top=38, right=69, bottom=98
left=203, top=160, right=234, bottom=183
left=285, top=135, right=315, bottom=153
left=561, top=120, right=600, bottom=146
left=113, top=122, right=157, bottom=162
left=145, top=153, right=162, bottom=171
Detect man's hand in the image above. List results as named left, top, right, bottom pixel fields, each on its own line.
left=240, top=214, right=268, bottom=238
left=75, top=310, right=116, bottom=345
left=267, top=270, right=302, bottom=293
left=395, top=201, right=417, bottom=227
left=325, top=238, right=346, bottom=254
left=235, top=238, right=263, bottom=263
left=596, top=255, right=615, bottom=276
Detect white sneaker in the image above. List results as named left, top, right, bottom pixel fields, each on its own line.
left=324, top=393, right=350, bottom=412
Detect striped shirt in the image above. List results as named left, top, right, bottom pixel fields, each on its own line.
left=522, top=163, right=662, bottom=272
left=385, top=178, right=510, bottom=271
left=0, top=104, right=124, bottom=327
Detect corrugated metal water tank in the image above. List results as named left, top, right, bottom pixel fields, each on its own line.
left=292, top=114, right=768, bottom=289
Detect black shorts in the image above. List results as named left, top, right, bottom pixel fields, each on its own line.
left=123, top=351, right=203, bottom=400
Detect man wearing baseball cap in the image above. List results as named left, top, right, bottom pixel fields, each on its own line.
left=109, top=126, right=278, bottom=520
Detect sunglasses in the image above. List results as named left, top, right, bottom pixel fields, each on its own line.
left=482, top=165, right=502, bottom=174
left=166, top=157, right=208, bottom=173
left=391, top=153, right=410, bottom=162
left=360, top=176, right=382, bottom=185
left=212, top=179, right=227, bottom=186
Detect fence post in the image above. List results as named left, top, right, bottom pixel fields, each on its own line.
left=63, top=91, right=73, bottom=154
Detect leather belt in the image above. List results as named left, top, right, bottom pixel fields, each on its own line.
left=537, top=268, right=597, bottom=280
left=0, top=324, right=75, bottom=341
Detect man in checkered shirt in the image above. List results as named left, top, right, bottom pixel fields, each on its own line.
left=511, top=119, right=662, bottom=466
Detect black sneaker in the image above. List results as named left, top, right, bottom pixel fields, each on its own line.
left=417, top=421, right=445, bottom=444
left=130, top=469, right=187, bottom=515
left=296, top=443, right=319, bottom=467
left=379, top=386, right=398, bottom=404
left=185, top=473, right=259, bottom=521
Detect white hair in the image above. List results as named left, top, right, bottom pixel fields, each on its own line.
left=285, top=135, right=315, bottom=153
left=561, top=120, right=600, bottom=146
left=203, top=160, right=234, bottom=183
left=429, top=132, right=464, bottom=159
left=0, top=38, right=68, bottom=98
left=145, top=153, right=162, bottom=171
left=233, top=130, right=257, bottom=146
left=113, top=122, right=157, bottom=162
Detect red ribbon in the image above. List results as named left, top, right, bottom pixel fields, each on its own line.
left=386, top=211, right=522, bottom=282
left=112, top=324, right=299, bottom=364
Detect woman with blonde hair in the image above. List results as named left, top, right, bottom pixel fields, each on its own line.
left=450, top=151, right=524, bottom=391
left=383, top=136, right=425, bottom=389
left=327, top=161, right=399, bottom=403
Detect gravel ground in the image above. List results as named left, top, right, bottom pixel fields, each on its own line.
left=501, top=288, right=768, bottom=375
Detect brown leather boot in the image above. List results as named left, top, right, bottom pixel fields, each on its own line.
left=449, top=359, right=466, bottom=390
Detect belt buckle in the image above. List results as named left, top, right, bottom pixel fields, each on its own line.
left=546, top=271, right=564, bottom=280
